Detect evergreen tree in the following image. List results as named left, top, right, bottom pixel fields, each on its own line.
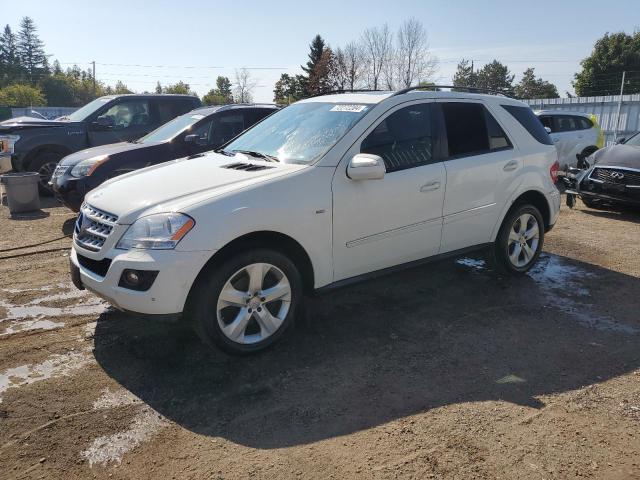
left=475, top=60, right=515, bottom=95
left=302, top=35, right=326, bottom=76
left=514, top=68, right=559, bottom=99
left=0, top=25, right=22, bottom=86
left=16, top=17, right=47, bottom=84
left=452, top=59, right=477, bottom=89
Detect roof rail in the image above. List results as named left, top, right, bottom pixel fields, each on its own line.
left=392, top=85, right=512, bottom=98
left=309, top=89, right=389, bottom=98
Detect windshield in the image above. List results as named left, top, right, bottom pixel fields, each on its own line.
left=138, top=113, right=205, bottom=144
left=223, top=102, right=372, bottom=164
left=65, top=97, right=112, bottom=122
left=624, top=132, right=640, bottom=146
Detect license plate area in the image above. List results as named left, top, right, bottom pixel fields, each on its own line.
left=603, top=183, right=626, bottom=193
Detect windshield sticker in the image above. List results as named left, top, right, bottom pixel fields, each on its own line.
left=330, top=104, right=368, bottom=113
left=190, top=115, right=205, bottom=119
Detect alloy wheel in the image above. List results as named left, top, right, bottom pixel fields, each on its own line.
left=216, top=262, right=292, bottom=344
left=507, top=213, right=540, bottom=268
left=38, top=161, right=57, bottom=192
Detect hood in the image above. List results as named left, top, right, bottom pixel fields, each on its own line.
left=592, top=144, right=640, bottom=169
left=60, top=141, right=160, bottom=166
left=0, top=116, right=73, bottom=131
left=85, top=152, right=306, bottom=224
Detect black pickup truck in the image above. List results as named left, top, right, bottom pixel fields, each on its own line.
left=0, top=94, right=201, bottom=193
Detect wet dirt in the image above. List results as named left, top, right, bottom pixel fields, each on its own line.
left=0, top=197, right=639, bottom=479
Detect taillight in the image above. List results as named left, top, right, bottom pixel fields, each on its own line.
left=550, top=160, right=559, bottom=183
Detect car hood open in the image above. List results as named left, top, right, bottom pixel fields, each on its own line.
left=592, top=144, right=640, bottom=169
left=84, top=152, right=306, bottom=224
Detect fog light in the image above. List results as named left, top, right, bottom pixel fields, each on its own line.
left=125, top=270, right=140, bottom=285
left=118, top=269, right=159, bottom=291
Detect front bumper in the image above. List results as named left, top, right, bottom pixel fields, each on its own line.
left=577, top=172, right=640, bottom=207
left=70, top=244, right=213, bottom=315
left=51, top=172, right=91, bottom=212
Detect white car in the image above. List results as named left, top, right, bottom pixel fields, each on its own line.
left=535, top=110, right=604, bottom=168
left=69, top=88, right=561, bottom=354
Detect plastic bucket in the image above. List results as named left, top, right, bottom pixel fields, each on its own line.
left=0, top=172, right=41, bottom=214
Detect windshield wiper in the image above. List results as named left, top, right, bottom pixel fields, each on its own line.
left=214, top=148, right=236, bottom=157
left=232, top=149, right=280, bottom=162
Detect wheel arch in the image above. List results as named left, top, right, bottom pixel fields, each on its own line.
left=505, top=190, right=551, bottom=231
left=188, top=230, right=316, bottom=301
left=24, top=144, right=72, bottom=170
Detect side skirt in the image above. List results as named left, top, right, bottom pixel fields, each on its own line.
left=313, top=243, right=493, bottom=296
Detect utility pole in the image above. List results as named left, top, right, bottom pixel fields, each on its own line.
left=91, top=61, right=96, bottom=97
left=614, top=70, right=626, bottom=142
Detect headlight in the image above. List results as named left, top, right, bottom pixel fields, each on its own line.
left=116, top=213, right=195, bottom=250
left=0, top=134, right=20, bottom=155
left=70, top=155, right=108, bottom=177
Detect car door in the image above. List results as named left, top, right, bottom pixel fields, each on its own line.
left=332, top=101, right=446, bottom=281
left=87, top=98, right=154, bottom=146
left=436, top=100, right=518, bottom=253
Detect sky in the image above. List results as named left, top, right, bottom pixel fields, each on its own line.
left=4, top=0, right=639, bottom=102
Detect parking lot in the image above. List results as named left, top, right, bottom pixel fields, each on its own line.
left=0, top=197, right=639, bottom=479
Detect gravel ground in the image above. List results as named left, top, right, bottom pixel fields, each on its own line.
left=0, top=196, right=639, bottom=480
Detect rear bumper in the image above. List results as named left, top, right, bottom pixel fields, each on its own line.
left=70, top=245, right=213, bottom=315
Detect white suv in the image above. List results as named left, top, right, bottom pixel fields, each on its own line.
left=69, top=89, right=561, bottom=354
left=535, top=110, right=604, bottom=168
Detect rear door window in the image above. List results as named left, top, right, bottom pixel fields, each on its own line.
left=554, top=115, right=577, bottom=132
left=440, top=103, right=488, bottom=157
left=575, top=116, right=593, bottom=130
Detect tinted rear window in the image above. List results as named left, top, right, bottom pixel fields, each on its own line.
left=502, top=105, right=553, bottom=145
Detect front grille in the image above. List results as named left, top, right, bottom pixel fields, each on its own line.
left=76, top=254, right=112, bottom=277
left=74, top=203, right=118, bottom=252
left=52, top=165, right=69, bottom=178
left=592, top=167, right=640, bottom=186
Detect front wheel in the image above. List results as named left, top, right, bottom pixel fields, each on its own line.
left=494, top=205, right=544, bottom=274
left=30, top=151, right=62, bottom=196
left=189, top=249, right=303, bottom=355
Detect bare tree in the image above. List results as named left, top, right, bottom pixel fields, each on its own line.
left=234, top=67, right=258, bottom=103
left=343, top=41, right=366, bottom=90
left=393, top=18, right=437, bottom=88
left=360, top=23, right=392, bottom=90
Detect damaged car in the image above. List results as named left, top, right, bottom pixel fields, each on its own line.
left=564, top=132, right=640, bottom=209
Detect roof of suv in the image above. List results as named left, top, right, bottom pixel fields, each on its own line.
left=97, top=94, right=200, bottom=101
left=534, top=110, right=592, bottom=118
left=299, top=90, right=525, bottom=107
left=191, top=103, right=280, bottom=116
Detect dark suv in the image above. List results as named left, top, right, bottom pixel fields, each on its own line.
left=0, top=94, right=201, bottom=193
left=51, top=104, right=280, bottom=211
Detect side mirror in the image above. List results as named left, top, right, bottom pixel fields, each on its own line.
left=92, top=116, right=114, bottom=131
left=347, top=153, right=385, bottom=180
left=544, top=126, right=552, bottom=134
left=184, top=134, right=199, bottom=144
left=616, top=137, right=626, bottom=145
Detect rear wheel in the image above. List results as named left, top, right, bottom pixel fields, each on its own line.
left=494, top=205, right=544, bottom=274
left=189, top=249, right=302, bottom=355
left=30, top=151, right=62, bottom=196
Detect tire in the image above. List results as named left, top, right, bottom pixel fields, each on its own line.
left=494, top=204, right=544, bottom=275
left=188, top=249, right=303, bottom=355
left=29, top=151, right=62, bottom=196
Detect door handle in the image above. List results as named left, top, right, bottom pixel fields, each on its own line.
left=503, top=160, right=519, bottom=172
left=420, top=181, right=441, bottom=192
